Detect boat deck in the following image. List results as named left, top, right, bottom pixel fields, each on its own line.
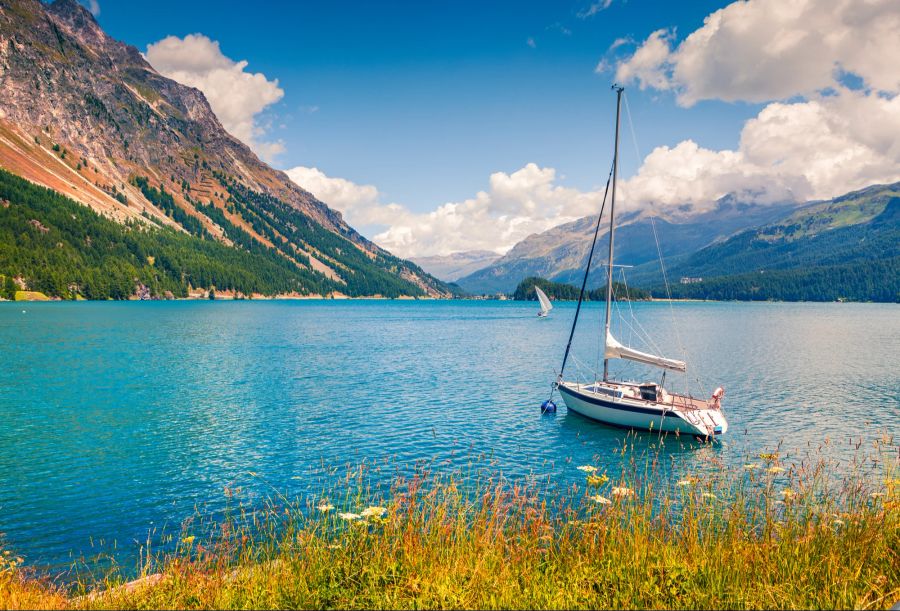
left=573, top=381, right=719, bottom=412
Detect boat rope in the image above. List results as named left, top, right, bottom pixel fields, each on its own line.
left=614, top=268, right=667, bottom=358
left=549, top=159, right=615, bottom=400
left=625, top=95, right=706, bottom=398
left=623, top=92, right=643, bottom=168
left=649, top=216, right=706, bottom=398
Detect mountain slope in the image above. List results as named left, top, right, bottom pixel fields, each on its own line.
left=456, top=198, right=796, bottom=294
left=0, top=0, right=448, bottom=298
left=657, top=182, right=900, bottom=301
left=664, top=183, right=899, bottom=277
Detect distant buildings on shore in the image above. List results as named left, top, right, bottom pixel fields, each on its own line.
left=680, top=277, right=703, bottom=284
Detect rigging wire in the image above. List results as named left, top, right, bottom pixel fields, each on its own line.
left=549, top=159, right=615, bottom=401
left=626, top=90, right=704, bottom=398
left=622, top=92, right=643, bottom=170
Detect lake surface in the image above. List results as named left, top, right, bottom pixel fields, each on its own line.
left=1, top=300, right=897, bottom=572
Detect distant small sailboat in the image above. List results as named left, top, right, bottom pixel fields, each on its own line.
left=543, top=85, right=728, bottom=439
left=535, top=286, right=553, bottom=318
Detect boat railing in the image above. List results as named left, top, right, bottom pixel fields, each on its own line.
left=668, top=393, right=717, bottom=412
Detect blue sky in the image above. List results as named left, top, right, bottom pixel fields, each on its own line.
left=96, top=0, right=752, bottom=207
left=88, top=0, right=899, bottom=257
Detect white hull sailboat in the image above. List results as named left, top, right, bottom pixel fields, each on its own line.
left=535, top=286, right=553, bottom=318
left=558, top=380, right=727, bottom=436
left=545, top=85, right=728, bottom=439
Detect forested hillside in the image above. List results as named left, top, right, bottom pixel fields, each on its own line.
left=649, top=184, right=900, bottom=302
left=513, top=276, right=649, bottom=302
left=0, top=169, right=432, bottom=299
left=658, top=258, right=900, bottom=302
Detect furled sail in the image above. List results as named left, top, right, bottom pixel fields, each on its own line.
left=535, top=286, right=553, bottom=316
left=605, top=331, right=686, bottom=372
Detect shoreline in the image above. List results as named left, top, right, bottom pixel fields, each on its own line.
left=2, top=295, right=898, bottom=304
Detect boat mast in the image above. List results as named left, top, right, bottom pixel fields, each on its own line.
left=603, top=85, right=624, bottom=382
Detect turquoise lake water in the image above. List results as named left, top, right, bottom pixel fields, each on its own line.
left=0, top=300, right=897, bottom=572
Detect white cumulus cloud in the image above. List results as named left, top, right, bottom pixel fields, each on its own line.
left=615, top=0, right=900, bottom=106
left=287, top=163, right=607, bottom=258
left=285, top=167, right=381, bottom=216
left=607, top=0, right=900, bottom=214
left=620, top=91, right=900, bottom=212
left=145, top=34, right=285, bottom=162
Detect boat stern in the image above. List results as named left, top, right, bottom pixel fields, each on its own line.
left=677, top=406, right=728, bottom=439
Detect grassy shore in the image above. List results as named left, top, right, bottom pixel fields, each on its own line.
left=2, top=444, right=898, bottom=610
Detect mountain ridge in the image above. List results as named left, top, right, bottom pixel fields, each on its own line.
left=456, top=197, right=797, bottom=294
left=0, top=0, right=449, bottom=297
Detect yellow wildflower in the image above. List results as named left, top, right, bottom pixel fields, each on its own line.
left=586, top=474, right=609, bottom=487
left=767, top=466, right=786, bottom=474
left=702, top=492, right=717, bottom=500
left=181, top=536, right=195, bottom=545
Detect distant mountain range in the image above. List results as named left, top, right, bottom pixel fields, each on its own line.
left=456, top=183, right=899, bottom=302
left=410, top=250, right=500, bottom=282
left=0, top=0, right=449, bottom=299
left=456, top=196, right=797, bottom=294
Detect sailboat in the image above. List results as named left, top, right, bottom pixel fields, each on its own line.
left=547, top=85, right=728, bottom=439
left=535, top=286, right=553, bottom=318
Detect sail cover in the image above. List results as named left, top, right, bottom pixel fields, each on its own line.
left=605, top=331, right=686, bottom=372
left=535, top=287, right=553, bottom=315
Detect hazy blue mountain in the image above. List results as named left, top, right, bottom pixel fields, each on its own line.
left=456, top=197, right=796, bottom=294
left=410, top=250, right=500, bottom=282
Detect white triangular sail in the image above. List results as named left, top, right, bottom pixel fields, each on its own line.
left=535, top=286, right=553, bottom=316
left=605, top=331, right=686, bottom=372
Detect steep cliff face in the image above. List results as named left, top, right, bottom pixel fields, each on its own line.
left=0, top=0, right=447, bottom=296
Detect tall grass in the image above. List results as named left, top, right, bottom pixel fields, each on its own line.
left=2, top=438, right=897, bottom=610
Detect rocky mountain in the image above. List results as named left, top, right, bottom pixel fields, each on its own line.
left=410, top=250, right=500, bottom=282
left=0, top=0, right=449, bottom=298
left=456, top=197, right=796, bottom=294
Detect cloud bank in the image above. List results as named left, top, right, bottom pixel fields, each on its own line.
left=287, top=164, right=605, bottom=258
left=146, top=34, right=285, bottom=162
left=610, top=0, right=900, bottom=211
left=615, top=0, right=900, bottom=106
